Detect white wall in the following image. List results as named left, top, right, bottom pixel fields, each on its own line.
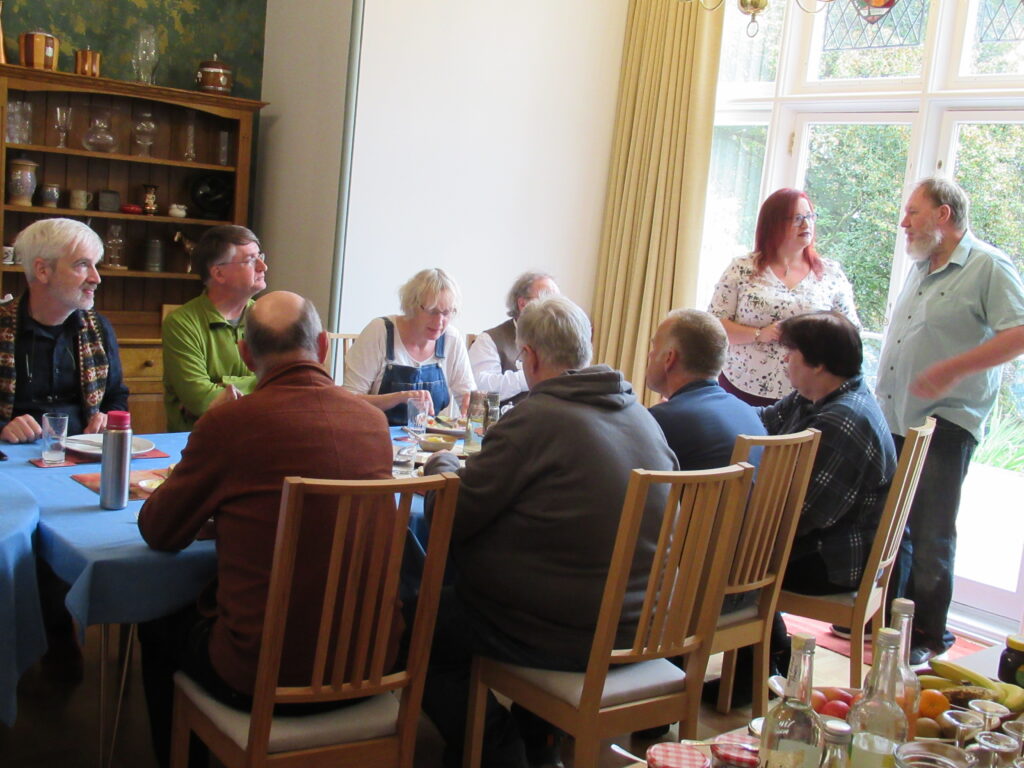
left=340, top=0, right=628, bottom=336
left=255, top=0, right=353, bottom=320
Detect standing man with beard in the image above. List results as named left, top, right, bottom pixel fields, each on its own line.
left=876, top=177, right=1024, bottom=664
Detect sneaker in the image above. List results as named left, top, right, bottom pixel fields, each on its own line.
left=830, top=625, right=852, bottom=640
left=909, top=645, right=941, bottom=666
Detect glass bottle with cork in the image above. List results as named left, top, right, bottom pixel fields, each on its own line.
left=759, top=632, right=823, bottom=768
left=848, top=627, right=908, bottom=768
left=890, top=598, right=921, bottom=739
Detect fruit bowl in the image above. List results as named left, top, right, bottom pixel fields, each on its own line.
left=418, top=434, right=457, bottom=452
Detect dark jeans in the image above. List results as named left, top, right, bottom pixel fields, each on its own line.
left=415, top=587, right=584, bottom=768
left=138, top=604, right=349, bottom=768
left=890, top=417, right=976, bottom=652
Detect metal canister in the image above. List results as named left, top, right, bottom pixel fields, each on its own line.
left=19, top=31, right=59, bottom=71
left=145, top=239, right=164, bottom=272
left=195, top=53, right=233, bottom=94
left=99, top=411, right=132, bottom=510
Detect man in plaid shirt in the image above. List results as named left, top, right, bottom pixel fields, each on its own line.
left=761, top=311, right=897, bottom=593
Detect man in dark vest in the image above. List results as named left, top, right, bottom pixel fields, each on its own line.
left=0, top=217, right=128, bottom=442
left=468, top=271, right=559, bottom=406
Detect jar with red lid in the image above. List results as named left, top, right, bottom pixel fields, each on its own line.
left=998, top=634, right=1024, bottom=686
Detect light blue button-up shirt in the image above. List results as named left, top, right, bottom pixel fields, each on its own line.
left=875, top=231, right=1024, bottom=442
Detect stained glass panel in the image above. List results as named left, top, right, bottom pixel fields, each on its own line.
left=968, top=0, right=1024, bottom=75
left=817, top=0, right=930, bottom=80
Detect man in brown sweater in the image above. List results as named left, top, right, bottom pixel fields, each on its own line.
left=137, top=291, right=394, bottom=767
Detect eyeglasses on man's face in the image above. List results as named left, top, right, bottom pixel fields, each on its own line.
left=217, top=251, right=267, bottom=268
left=792, top=213, right=818, bottom=227
left=420, top=305, right=455, bottom=319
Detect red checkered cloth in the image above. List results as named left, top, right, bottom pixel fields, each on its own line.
left=646, top=744, right=711, bottom=768
left=710, top=733, right=760, bottom=768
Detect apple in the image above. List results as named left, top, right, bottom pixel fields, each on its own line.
left=821, top=700, right=851, bottom=720
left=821, top=687, right=855, bottom=705
left=811, top=690, right=828, bottom=713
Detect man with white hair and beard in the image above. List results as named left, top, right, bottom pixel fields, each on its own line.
left=876, top=177, right=1024, bottom=664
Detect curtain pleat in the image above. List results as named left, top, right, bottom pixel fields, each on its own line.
left=593, top=0, right=724, bottom=404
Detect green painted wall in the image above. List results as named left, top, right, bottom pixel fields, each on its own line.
left=3, top=0, right=267, bottom=100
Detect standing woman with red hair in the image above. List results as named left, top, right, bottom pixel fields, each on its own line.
left=708, top=188, right=860, bottom=406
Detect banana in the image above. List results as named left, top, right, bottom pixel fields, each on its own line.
left=998, top=681, right=1024, bottom=713
left=918, top=674, right=957, bottom=690
left=928, top=659, right=1003, bottom=695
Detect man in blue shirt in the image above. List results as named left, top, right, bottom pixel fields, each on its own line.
left=876, top=177, right=1024, bottom=664
left=646, top=308, right=766, bottom=469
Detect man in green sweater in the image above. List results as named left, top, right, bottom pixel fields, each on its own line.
left=162, top=225, right=267, bottom=431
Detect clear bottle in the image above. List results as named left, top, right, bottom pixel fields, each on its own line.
left=820, top=720, right=852, bottom=768
left=100, top=411, right=133, bottom=510
left=890, top=598, right=921, bottom=739
left=759, top=632, right=823, bottom=768
left=849, top=627, right=908, bottom=768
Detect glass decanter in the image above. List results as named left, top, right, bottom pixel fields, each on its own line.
left=133, top=110, right=158, bottom=157
left=83, top=114, right=118, bottom=153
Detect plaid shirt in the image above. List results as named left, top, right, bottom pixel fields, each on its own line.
left=760, top=376, right=897, bottom=588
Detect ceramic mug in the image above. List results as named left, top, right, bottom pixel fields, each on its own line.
left=69, top=189, right=93, bottom=210
left=40, top=183, right=60, bottom=208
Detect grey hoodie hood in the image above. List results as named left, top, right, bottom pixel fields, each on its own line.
left=528, top=364, right=637, bottom=411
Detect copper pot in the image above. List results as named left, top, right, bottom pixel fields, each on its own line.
left=19, top=31, right=59, bottom=71
left=195, top=53, right=233, bottom=95
left=75, top=48, right=101, bottom=77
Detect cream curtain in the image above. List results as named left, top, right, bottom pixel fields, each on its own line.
left=592, top=0, right=724, bottom=403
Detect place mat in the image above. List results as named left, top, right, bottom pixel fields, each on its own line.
left=646, top=743, right=710, bottom=768
left=30, top=446, right=169, bottom=468
left=71, top=467, right=174, bottom=501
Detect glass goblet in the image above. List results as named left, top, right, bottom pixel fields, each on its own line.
left=53, top=106, right=72, bottom=148
left=970, top=700, right=1012, bottom=733
left=945, top=710, right=986, bottom=750
left=133, top=110, right=158, bottom=157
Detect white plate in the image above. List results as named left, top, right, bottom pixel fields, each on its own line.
left=64, top=434, right=156, bottom=457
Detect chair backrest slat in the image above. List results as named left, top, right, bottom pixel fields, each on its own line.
left=862, top=418, right=935, bottom=591
left=580, top=464, right=754, bottom=713
left=243, top=472, right=460, bottom=757
left=728, top=430, right=820, bottom=596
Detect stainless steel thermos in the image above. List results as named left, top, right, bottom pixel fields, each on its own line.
left=100, top=411, right=132, bottom=510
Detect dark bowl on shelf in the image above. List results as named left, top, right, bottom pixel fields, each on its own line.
left=188, top=174, right=233, bottom=219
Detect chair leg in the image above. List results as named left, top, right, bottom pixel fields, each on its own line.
left=751, top=641, right=769, bottom=718
left=717, top=649, right=737, bottom=714
left=571, top=735, right=601, bottom=768
left=850, top=622, right=865, bottom=689
left=169, top=685, right=192, bottom=768
left=463, top=658, right=487, bottom=768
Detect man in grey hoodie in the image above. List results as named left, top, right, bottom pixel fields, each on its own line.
left=421, top=296, right=677, bottom=768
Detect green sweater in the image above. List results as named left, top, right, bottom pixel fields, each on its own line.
left=162, top=292, right=257, bottom=432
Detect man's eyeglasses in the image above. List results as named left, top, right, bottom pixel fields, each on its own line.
left=216, top=252, right=267, bottom=268
left=420, top=305, right=455, bottom=318
left=792, top=213, right=818, bottom=226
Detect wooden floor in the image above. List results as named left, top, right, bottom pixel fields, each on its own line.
left=0, top=625, right=861, bottom=768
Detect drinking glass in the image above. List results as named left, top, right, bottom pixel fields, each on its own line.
left=945, top=710, right=986, bottom=749
left=407, top=398, right=428, bottom=439
left=971, top=700, right=1012, bottom=732
left=53, top=105, right=71, bottom=148
left=41, top=413, right=69, bottom=465
left=1003, top=721, right=1024, bottom=757
left=133, top=110, right=158, bottom=156
left=967, top=732, right=1020, bottom=768
left=182, top=109, right=196, bottom=161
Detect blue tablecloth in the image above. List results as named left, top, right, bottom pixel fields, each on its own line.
left=0, top=427, right=430, bottom=726
left=0, top=433, right=216, bottom=633
left=0, top=475, right=46, bottom=727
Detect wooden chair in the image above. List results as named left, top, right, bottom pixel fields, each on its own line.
left=326, top=332, right=359, bottom=381
left=169, top=472, right=460, bottom=768
left=464, top=463, right=755, bottom=768
left=711, top=428, right=821, bottom=717
left=776, top=417, right=936, bottom=687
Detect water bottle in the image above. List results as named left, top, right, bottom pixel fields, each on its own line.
left=890, top=599, right=921, bottom=739
left=760, top=633, right=823, bottom=768
left=100, top=411, right=132, bottom=510
left=820, top=720, right=853, bottom=768
left=849, top=628, right=908, bottom=768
